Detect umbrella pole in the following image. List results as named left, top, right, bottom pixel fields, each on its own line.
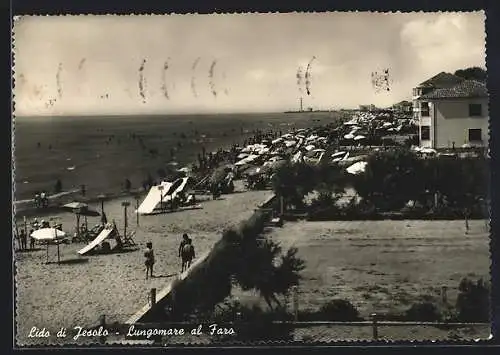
left=76, top=214, right=80, bottom=240
left=55, top=227, right=60, bottom=264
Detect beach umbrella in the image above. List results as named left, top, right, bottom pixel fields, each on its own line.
left=177, top=167, right=191, bottom=173
left=63, top=202, right=100, bottom=239
left=344, top=133, right=355, bottom=140
left=331, top=151, right=347, bottom=158
left=31, top=227, right=67, bottom=241
left=31, top=228, right=67, bottom=264
left=354, top=135, right=367, bottom=141
left=284, top=140, right=296, bottom=147
left=271, top=138, right=283, bottom=145
left=346, top=161, right=368, bottom=175
left=237, top=153, right=249, bottom=159
left=63, top=202, right=88, bottom=210
left=420, top=148, right=437, bottom=154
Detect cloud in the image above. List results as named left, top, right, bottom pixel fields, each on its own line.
left=12, top=12, right=486, bottom=116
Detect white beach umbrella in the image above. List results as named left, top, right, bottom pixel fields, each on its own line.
left=344, top=133, right=355, bottom=140
left=237, top=153, right=249, bottom=159
left=177, top=167, right=191, bottom=173
left=354, top=135, right=367, bottom=141
left=346, top=161, right=368, bottom=175
left=383, top=122, right=393, bottom=127
left=272, top=138, right=283, bottom=144
left=285, top=140, right=297, bottom=147
left=31, top=228, right=67, bottom=241
left=331, top=151, right=346, bottom=158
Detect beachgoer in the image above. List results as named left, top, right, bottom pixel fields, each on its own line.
left=178, top=233, right=190, bottom=257
left=181, top=239, right=195, bottom=273
left=40, top=191, right=47, bottom=207
left=20, top=230, right=27, bottom=250
left=144, top=242, right=155, bottom=279
left=14, top=231, right=21, bottom=251
left=29, top=229, right=35, bottom=249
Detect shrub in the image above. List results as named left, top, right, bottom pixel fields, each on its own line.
left=318, top=299, right=361, bottom=321
left=404, top=302, right=442, bottom=322
left=456, top=278, right=490, bottom=322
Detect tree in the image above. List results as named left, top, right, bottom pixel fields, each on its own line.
left=272, top=162, right=316, bottom=210
left=352, top=149, right=424, bottom=211
left=454, top=67, right=487, bottom=82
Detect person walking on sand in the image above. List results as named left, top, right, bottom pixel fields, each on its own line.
left=179, top=234, right=191, bottom=271
left=144, top=242, right=155, bottom=279
left=180, top=238, right=195, bottom=273
left=29, top=229, right=35, bottom=249
left=20, top=229, right=27, bottom=250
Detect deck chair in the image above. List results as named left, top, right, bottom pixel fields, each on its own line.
left=122, top=230, right=137, bottom=247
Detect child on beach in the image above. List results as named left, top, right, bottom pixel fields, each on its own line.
left=144, top=242, right=155, bottom=279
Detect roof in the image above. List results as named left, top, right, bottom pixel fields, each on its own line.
left=419, top=80, right=488, bottom=100
left=417, top=72, right=465, bottom=88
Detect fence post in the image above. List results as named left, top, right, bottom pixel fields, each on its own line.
left=292, top=286, right=299, bottom=322
left=150, top=288, right=157, bottom=307
left=371, top=313, right=378, bottom=340
left=99, top=314, right=106, bottom=345
left=441, top=286, right=448, bottom=305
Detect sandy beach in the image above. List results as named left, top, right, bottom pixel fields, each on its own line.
left=15, top=181, right=273, bottom=345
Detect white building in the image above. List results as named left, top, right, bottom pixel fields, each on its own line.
left=413, top=73, right=489, bottom=149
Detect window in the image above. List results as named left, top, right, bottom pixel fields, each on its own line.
left=422, top=87, right=434, bottom=95
left=468, top=128, right=482, bottom=142
left=421, top=102, right=430, bottom=117
left=421, top=126, right=431, bottom=140
left=469, top=104, right=482, bottom=117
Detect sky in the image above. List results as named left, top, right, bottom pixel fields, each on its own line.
left=13, top=11, right=486, bottom=116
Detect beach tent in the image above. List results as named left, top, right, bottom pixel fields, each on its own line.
left=136, top=181, right=173, bottom=215
left=31, top=228, right=67, bottom=264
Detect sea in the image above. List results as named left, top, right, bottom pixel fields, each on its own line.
left=13, top=112, right=342, bottom=201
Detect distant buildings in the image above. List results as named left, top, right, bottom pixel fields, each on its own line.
left=392, top=100, right=413, bottom=114
left=359, top=104, right=376, bottom=112
left=413, top=72, right=489, bottom=149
